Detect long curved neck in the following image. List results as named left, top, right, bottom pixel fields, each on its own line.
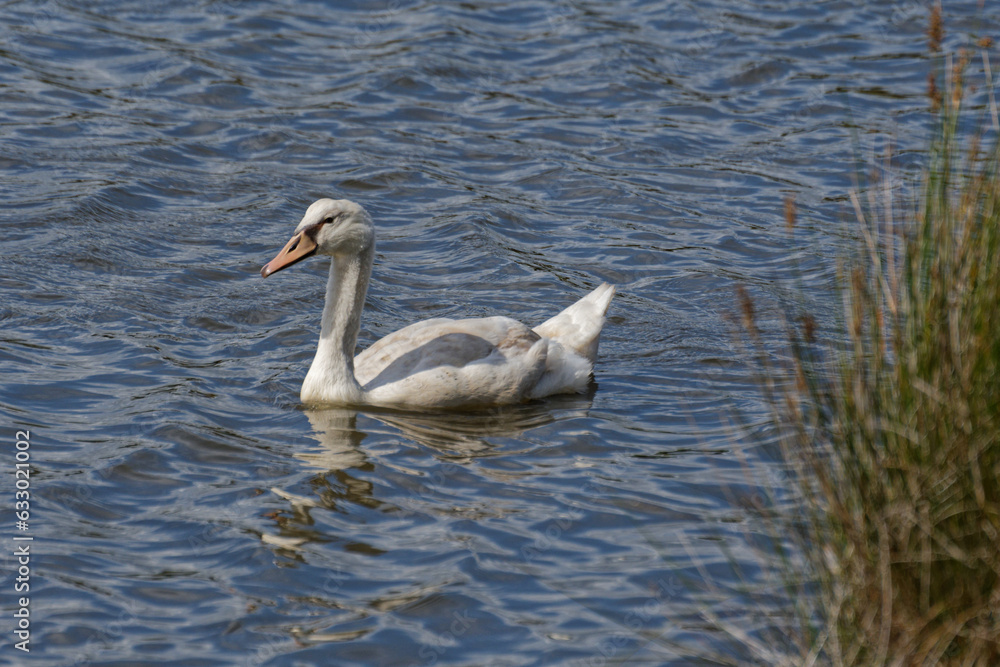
left=301, top=245, right=374, bottom=404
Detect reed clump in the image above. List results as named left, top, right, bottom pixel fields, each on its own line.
left=743, top=12, right=1000, bottom=666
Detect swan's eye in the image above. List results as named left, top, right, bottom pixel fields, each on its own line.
left=322, top=215, right=335, bottom=225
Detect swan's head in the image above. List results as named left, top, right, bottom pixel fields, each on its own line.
left=261, top=199, right=374, bottom=278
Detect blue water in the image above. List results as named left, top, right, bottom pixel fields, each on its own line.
left=2, top=1, right=997, bottom=665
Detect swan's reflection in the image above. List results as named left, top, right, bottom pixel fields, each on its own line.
left=302, top=388, right=597, bottom=466
left=265, top=390, right=597, bottom=552
left=297, top=407, right=368, bottom=471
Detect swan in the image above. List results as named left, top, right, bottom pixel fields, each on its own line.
left=261, top=199, right=615, bottom=408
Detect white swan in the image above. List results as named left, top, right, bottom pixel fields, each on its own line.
left=261, top=199, right=615, bottom=408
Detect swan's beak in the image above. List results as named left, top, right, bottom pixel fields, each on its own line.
left=260, top=231, right=318, bottom=278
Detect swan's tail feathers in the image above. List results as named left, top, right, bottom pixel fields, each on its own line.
left=532, top=283, right=616, bottom=364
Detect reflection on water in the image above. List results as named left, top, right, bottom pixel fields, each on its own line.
left=299, top=408, right=369, bottom=471
left=3, top=0, right=995, bottom=664
left=293, top=394, right=597, bottom=473
left=269, top=395, right=595, bottom=546
left=311, top=392, right=598, bottom=456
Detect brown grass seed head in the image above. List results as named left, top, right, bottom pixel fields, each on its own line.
left=928, top=3, right=944, bottom=53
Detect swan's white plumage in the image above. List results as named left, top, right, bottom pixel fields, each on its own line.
left=533, top=282, right=616, bottom=363
left=356, top=316, right=548, bottom=408
left=262, top=199, right=614, bottom=408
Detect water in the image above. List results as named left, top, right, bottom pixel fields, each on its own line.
left=2, top=1, right=998, bottom=664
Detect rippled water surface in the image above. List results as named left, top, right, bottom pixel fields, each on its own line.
left=3, top=1, right=998, bottom=665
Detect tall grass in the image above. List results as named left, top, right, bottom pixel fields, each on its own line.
left=742, top=9, right=1000, bottom=665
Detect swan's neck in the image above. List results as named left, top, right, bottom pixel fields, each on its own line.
left=301, top=247, right=373, bottom=404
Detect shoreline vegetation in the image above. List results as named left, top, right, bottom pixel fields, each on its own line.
left=738, top=6, right=999, bottom=665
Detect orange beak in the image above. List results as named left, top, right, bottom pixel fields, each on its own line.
left=261, top=230, right=318, bottom=278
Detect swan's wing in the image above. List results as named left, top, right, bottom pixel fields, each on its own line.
left=355, top=316, right=548, bottom=408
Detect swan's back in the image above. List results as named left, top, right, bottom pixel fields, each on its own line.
left=355, top=316, right=549, bottom=408
left=349, top=283, right=616, bottom=407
